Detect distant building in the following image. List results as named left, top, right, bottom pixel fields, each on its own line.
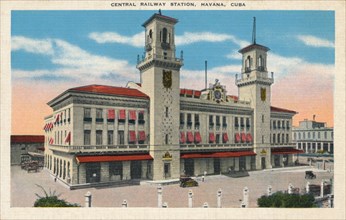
left=292, top=119, right=334, bottom=154
left=11, top=135, right=44, bottom=165
left=43, top=13, right=302, bottom=188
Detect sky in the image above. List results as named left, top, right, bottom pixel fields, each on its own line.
left=11, top=10, right=335, bottom=135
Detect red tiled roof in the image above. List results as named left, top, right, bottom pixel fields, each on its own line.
left=271, top=106, right=297, bottom=114
left=76, top=154, right=153, bottom=163
left=11, top=135, right=44, bottom=143
left=181, top=151, right=256, bottom=159
left=69, top=85, right=149, bottom=99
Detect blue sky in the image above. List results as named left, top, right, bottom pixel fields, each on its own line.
left=12, top=10, right=334, bottom=80
left=11, top=10, right=335, bottom=134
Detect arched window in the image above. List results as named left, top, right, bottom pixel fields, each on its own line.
left=277, top=133, right=280, bottom=143
left=148, top=29, right=153, bottom=43
left=245, top=56, right=251, bottom=72
left=282, top=134, right=285, bottom=143
left=162, top=28, right=168, bottom=43
left=273, top=134, right=276, bottom=143
left=258, top=55, right=264, bottom=67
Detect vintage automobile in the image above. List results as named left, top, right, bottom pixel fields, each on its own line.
left=305, top=170, right=316, bottom=179
left=179, top=176, right=198, bottom=188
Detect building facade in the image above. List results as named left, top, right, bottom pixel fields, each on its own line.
left=43, top=13, right=302, bottom=188
left=292, top=119, right=334, bottom=154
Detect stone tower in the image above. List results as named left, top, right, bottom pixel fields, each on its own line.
left=236, top=18, right=274, bottom=169
left=136, top=12, right=183, bottom=180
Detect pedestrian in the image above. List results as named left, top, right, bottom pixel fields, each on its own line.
left=54, top=174, right=57, bottom=182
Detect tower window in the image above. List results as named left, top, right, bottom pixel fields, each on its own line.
left=165, top=107, right=169, bottom=117
left=262, top=115, right=264, bottom=123
left=258, top=55, right=264, bottom=71
left=245, top=56, right=251, bottom=72
left=163, top=28, right=168, bottom=43
left=165, top=134, right=169, bottom=145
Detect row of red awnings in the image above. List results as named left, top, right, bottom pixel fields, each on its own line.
left=128, top=131, right=146, bottom=142
left=43, top=122, right=54, bottom=131
left=235, top=133, right=252, bottom=143
left=271, top=148, right=304, bottom=155
left=109, top=109, right=144, bottom=120
left=76, top=154, right=153, bottom=163
left=180, top=132, right=252, bottom=144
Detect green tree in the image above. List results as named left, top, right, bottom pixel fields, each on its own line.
left=34, top=184, right=80, bottom=207
left=257, top=192, right=316, bottom=208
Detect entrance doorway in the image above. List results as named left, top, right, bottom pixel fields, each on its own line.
left=184, top=159, right=194, bottom=176
left=130, top=161, right=142, bottom=179
left=86, top=162, right=101, bottom=183
left=214, top=158, right=221, bottom=174
left=261, top=157, right=266, bottom=169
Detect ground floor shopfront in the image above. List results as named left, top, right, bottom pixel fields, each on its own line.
left=44, top=148, right=302, bottom=188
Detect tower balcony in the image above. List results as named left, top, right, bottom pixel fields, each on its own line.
left=235, top=71, right=274, bottom=86
left=136, top=53, right=184, bottom=71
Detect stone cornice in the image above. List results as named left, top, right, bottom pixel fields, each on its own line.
left=137, top=59, right=183, bottom=72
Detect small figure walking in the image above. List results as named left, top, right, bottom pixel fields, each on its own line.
left=54, top=174, right=58, bottom=182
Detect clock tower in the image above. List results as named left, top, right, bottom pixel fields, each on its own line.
left=235, top=18, right=274, bottom=170
left=136, top=12, right=183, bottom=180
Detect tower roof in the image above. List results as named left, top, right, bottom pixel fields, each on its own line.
left=142, top=13, right=178, bottom=27
left=238, top=43, right=270, bottom=54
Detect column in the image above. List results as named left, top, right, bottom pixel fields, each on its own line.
left=245, top=156, right=251, bottom=170
left=279, top=154, right=284, bottom=167
left=157, top=184, right=163, bottom=208
left=328, top=143, right=330, bottom=152
left=100, top=162, right=109, bottom=182
left=217, top=188, right=222, bottom=208
left=85, top=191, right=92, bottom=207
left=234, top=157, right=239, bottom=171
left=188, top=190, right=193, bottom=208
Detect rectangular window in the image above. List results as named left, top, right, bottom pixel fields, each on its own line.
left=273, top=134, right=276, bottom=143
left=118, top=131, right=124, bottom=145
left=215, top=134, right=220, bottom=144
left=138, top=111, right=145, bottom=124
left=165, top=107, right=169, bottom=117
left=209, top=115, right=214, bottom=128
left=240, top=117, right=244, bottom=128
left=67, top=108, right=71, bottom=123
left=262, top=135, right=264, bottom=144
left=108, top=130, right=114, bottom=145
left=96, top=109, right=103, bottom=123
left=96, top=130, right=103, bottom=145
left=318, top=132, right=320, bottom=139
left=64, top=110, right=66, bottom=123
left=286, top=134, right=289, bottom=143
left=107, top=109, right=115, bottom=123
left=84, top=130, right=91, bottom=145
left=165, top=134, right=169, bottom=145
left=195, top=114, right=200, bottom=129
left=234, top=117, right=239, bottom=128
left=262, top=115, right=264, bottom=123
left=129, top=110, right=136, bottom=124
left=222, top=116, right=227, bottom=128
left=164, top=163, right=171, bottom=178
left=187, top=113, right=192, bottom=127
left=246, top=118, right=250, bottom=128
left=216, top=116, right=221, bottom=126
left=180, top=113, right=185, bottom=125
left=324, top=131, right=327, bottom=139
left=286, top=121, right=290, bottom=130
left=84, top=108, right=92, bottom=122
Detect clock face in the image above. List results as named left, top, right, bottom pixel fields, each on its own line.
left=214, top=90, right=222, bottom=100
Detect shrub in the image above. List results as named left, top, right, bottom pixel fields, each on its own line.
left=34, top=184, right=80, bottom=207
left=257, top=192, right=316, bottom=208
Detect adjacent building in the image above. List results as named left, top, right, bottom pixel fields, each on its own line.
left=43, top=13, right=302, bottom=188
left=292, top=118, right=334, bottom=154
left=11, top=135, right=44, bottom=165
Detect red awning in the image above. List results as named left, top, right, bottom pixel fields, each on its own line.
left=246, top=133, right=253, bottom=143
left=76, top=154, right=153, bottom=163
left=223, top=133, right=229, bottom=143
left=241, top=133, right=247, bottom=143
left=129, top=131, right=136, bottom=142
left=50, top=122, right=53, bottom=129
left=209, top=133, right=215, bottom=143
left=271, top=148, right=304, bottom=155
left=181, top=151, right=256, bottom=159
left=43, top=124, right=47, bottom=131
left=180, top=132, right=186, bottom=144
left=119, top=109, right=126, bottom=120
left=49, top=138, right=54, bottom=145
left=186, top=89, right=193, bottom=96
left=235, top=133, right=241, bottom=143
left=64, top=132, right=71, bottom=143
left=54, top=114, right=60, bottom=123
left=108, top=109, right=115, bottom=120
left=187, top=132, right=194, bottom=143
left=194, top=91, right=201, bottom=98
left=194, top=132, right=201, bottom=143
left=129, top=110, right=137, bottom=120
left=138, top=131, right=146, bottom=141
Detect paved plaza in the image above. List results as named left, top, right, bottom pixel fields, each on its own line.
left=11, top=159, right=333, bottom=208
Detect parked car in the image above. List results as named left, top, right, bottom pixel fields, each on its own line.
left=180, top=176, right=198, bottom=188
left=305, top=171, right=316, bottom=179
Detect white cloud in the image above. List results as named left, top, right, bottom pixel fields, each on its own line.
left=296, top=35, right=334, bottom=48
left=226, top=50, right=242, bottom=60
left=11, top=36, right=137, bottom=83
left=176, top=32, right=249, bottom=48
left=88, top=32, right=144, bottom=48
left=12, top=36, right=54, bottom=55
